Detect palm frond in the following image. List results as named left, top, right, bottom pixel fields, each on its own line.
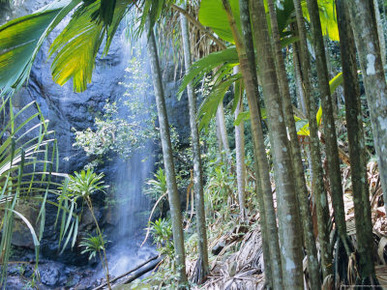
left=198, top=0, right=241, bottom=44
left=178, top=47, right=239, bottom=97
left=49, top=0, right=129, bottom=92
left=198, top=72, right=242, bottom=131
left=138, top=0, right=175, bottom=34
left=0, top=0, right=82, bottom=95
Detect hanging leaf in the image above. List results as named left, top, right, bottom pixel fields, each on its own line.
left=198, top=73, right=241, bottom=131
left=302, top=0, right=339, bottom=41
left=296, top=71, right=344, bottom=136
left=49, top=2, right=104, bottom=93
left=0, top=0, right=82, bottom=95
left=100, top=0, right=117, bottom=25
left=199, top=0, right=241, bottom=44
left=316, top=104, right=323, bottom=127
left=275, top=0, right=296, bottom=38
left=49, top=0, right=128, bottom=92
left=233, top=108, right=267, bottom=126
left=329, top=71, right=343, bottom=94
left=234, top=111, right=250, bottom=126
left=178, top=47, right=239, bottom=98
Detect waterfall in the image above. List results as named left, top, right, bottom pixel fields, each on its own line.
left=106, top=32, right=158, bottom=277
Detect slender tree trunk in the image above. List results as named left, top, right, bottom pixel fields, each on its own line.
left=216, top=102, right=231, bottom=162
left=222, top=0, right=283, bottom=288
left=180, top=6, right=209, bottom=283
left=293, top=44, right=313, bottom=183
left=250, top=1, right=304, bottom=288
left=293, top=48, right=307, bottom=115
left=373, top=0, right=386, bottom=68
left=215, top=113, right=224, bottom=161
left=233, top=65, right=247, bottom=220
left=147, top=24, right=187, bottom=285
left=266, top=1, right=320, bottom=288
left=336, top=0, right=375, bottom=282
left=292, top=0, right=332, bottom=278
left=305, top=0, right=350, bottom=256
left=347, top=0, right=387, bottom=217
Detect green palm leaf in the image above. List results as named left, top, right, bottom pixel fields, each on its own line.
left=302, top=0, right=339, bottom=41
left=139, top=0, right=175, bottom=33
left=0, top=0, right=82, bottom=95
left=49, top=0, right=129, bottom=92
left=178, top=47, right=239, bottom=96
left=199, top=0, right=241, bottom=44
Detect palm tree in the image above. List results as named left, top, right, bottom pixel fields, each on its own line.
left=292, top=0, right=332, bottom=278
left=336, top=0, right=375, bottom=282
left=179, top=2, right=208, bottom=282
left=266, top=0, right=320, bottom=287
left=233, top=65, right=247, bottom=220
left=347, top=0, right=387, bottom=218
left=250, top=0, right=304, bottom=287
left=147, top=23, right=188, bottom=285
left=305, top=0, right=350, bottom=257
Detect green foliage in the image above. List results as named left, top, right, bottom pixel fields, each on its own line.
left=198, top=72, right=242, bottom=131
left=56, top=168, right=107, bottom=253
left=0, top=97, right=72, bottom=286
left=144, top=167, right=167, bottom=201
left=150, top=218, right=174, bottom=256
left=80, top=233, right=109, bottom=261
left=199, top=0, right=241, bottom=44
left=0, top=0, right=132, bottom=94
left=301, top=0, right=340, bottom=41
left=204, top=161, right=236, bottom=215
left=178, top=47, right=239, bottom=97
left=49, top=0, right=128, bottom=92
left=73, top=58, right=156, bottom=164
left=66, top=169, right=108, bottom=200
left=60, top=168, right=111, bottom=286
left=0, top=0, right=81, bottom=95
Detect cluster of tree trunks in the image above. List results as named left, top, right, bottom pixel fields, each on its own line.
left=1, top=0, right=387, bottom=288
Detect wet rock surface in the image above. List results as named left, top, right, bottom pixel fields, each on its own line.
left=6, top=260, right=97, bottom=289
left=2, top=0, right=188, bottom=286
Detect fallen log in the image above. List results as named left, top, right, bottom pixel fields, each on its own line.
left=93, top=255, right=160, bottom=290
left=122, top=257, right=162, bottom=284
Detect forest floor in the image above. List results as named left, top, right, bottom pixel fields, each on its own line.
left=182, top=159, right=387, bottom=289
left=91, top=157, right=387, bottom=289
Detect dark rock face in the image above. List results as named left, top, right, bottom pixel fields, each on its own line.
left=4, top=0, right=190, bottom=268
left=6, top=260, right=98, bottom=289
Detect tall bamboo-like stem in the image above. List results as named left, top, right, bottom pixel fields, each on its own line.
left=373, top=0, right=386, bottom=69
left=250, top=0, right=303, bottom=288
left=292, top=0, right=332, bottom=278
left=266, top=1, right=320, bottom=288
left=216, top=102, right=231, bottom=161
left=293, top=47, right=307, bottom=115
left=221, top=0, right=282, bottom=288
left=147, top=23, right=187, bottom=284
left=233, top=65, right=247, bottom=220
left=336, top=0, right=375, bottom=282
left=305, top=0, right=350, bottom=255
left=180, top=4, right=209, bottom=283
left=347, top=0, right=387, bottom=219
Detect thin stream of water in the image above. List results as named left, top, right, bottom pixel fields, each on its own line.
left=105, top=33, right=158, bottom=278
